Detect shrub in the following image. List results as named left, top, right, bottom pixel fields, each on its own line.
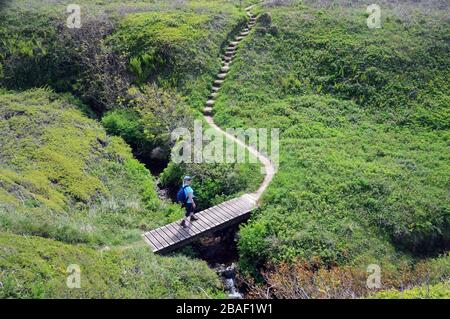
left=0, top=88, right=180, bottom=245
left=242, top=254, right=450, bottom=299
left=0, top=232, right=225, bottom=298
left=213, top=1, right=449, bottom=273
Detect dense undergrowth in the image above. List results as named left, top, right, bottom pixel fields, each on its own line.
left=0, top=88, right=182, bottom=245
left=212, top=0, right=449, bottom=293
left=0, top=0, right=448, bottom=299
left=0, top=0, right=261, bottom=298
left=0, top=232, right=224, bottom=298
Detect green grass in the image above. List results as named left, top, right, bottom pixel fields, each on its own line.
left=0, top=88, right=183, bottom=245
left=210, top=1, right=449, bottom=271
left=108, top=1, right=248, bottom=110
left=0, top=88, right=228, bottom=298
left=0, top=232, right=225, bottom=298
left=371, top=282, right=450, bottom=299
left=0, top=1, right=263, bottom=299
left=0, top=0, right=252, bottom=110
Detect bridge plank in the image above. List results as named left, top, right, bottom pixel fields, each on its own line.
left=186, top=218, right=205, bottom=234
left=231, top=199, right=252, bottom=212
left=145, top=232, right=165, bottom=251
left=215, top=202, right=240, bottom=219
left=219, top=202, right=242, bottom=218
left=142, top=234, right=159, bottom=252
left=162, top=223, right=188, bottom=242
left=228, top=201, right=249, bottom=214
left=206, top=207, right=229, bottom=223
left=152, top=228, right=172, bottom=247
left=192, top=215, right=211, bottom=232
left=198, top=209, right=222, bottom=226
left=143, top=197, right=256, bottom=253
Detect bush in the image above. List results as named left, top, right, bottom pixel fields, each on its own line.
left=0, top=88, right=180, bottom=245
left=0, top=232, right=225, bottom=298
left=160, top=161, right=263, bottom=211
left=242, top=254, right=450, bottom=299
left=213, top=1, right=450, bottom=273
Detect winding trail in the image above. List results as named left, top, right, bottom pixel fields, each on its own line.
left=143, top=4, right=276, bottom=253
left=203, top=4, right=276, bottom=205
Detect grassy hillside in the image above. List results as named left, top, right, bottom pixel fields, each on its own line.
left=1, top=0, right=447, bottom=299
left=0, top=88, right=228, bottom=298
left=0, top=0, right=262, bottom=201
left=211, top=0, right=449, bottom=271
left=0, top=0, right=249, bottom=111
left=0, top=88, right=182, bottom=245
left=0, top=0, right=263, bottom=299
left=0, top=232, right=224, bottom=298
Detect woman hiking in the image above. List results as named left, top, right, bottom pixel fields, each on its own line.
left=178, top=176, right=198, bottom=228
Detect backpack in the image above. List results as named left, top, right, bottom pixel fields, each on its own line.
left=176, top=185, right=188, bottom=205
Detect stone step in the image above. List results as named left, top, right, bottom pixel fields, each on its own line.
left=229, top=41, right=239, bottom=46
left=226, top=47, right=236, bottom=53
left=217, top=73, right=227, bottom=79
left=240, top=31, right=250, bottom=36
left=243, top=28, right=249, bottom=32
left=209, top=92, right=218, bottom=99
left=221, top=65, right=230, bottom=73
left=214, top=79, right=224, bottom=86
left=206, top=99, right=215, bottom=107
left=211, top=86, right=220, bottom=92
left=224, top=51, right=235, bottom=57
left=204, top=106, right=213, bottom=115
left=235, top=36, right=244, bottom=41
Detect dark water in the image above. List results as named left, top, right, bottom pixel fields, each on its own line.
left=189, top=224, right=247, bottom=299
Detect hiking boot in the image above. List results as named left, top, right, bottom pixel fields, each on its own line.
left=190, top=215, right=198, bottom=221
left=180, top=220, right=187, bottom=228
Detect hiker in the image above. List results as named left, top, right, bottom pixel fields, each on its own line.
left=178, top=176, right=198, bottom=228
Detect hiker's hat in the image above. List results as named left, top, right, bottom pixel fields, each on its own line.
left=183, top=175, right=192, bottom=181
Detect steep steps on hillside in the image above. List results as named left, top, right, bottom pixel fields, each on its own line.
left=144, top=3, right=276, bottom=254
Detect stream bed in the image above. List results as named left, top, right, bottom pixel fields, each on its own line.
left=189, top=224, right=246, bottom=299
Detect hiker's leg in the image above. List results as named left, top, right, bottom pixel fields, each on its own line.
left=180, top=204, right=191, bottom=227
left=189, top=205, right=198, bottom=220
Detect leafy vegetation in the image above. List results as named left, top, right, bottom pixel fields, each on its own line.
left=0, top=0, right=448, bottom=299
left=0, top=88, right=228, bottom=298
left=372, top=282, right=449, bottom=299
left=243, top=253, right=449, bottom=299
left=0, top=88, right=181, bottom=245
left=160, top=161, right=263, bottom=211
left=0, top=0, right=263, bottom=299
left=0, top=232, right=225, bottom=298
left=211, top=1, right=449, bottom=274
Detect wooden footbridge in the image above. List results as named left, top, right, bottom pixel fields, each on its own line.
left=143, top=195, right=256, bottom=253
left=143, top=4, right=275, bottom=254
